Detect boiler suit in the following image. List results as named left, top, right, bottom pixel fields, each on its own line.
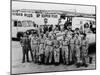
left=74, top=37, right=81, bottom=63
left=45, top=38, right=53, bottom=64
left=62, top=37, right=70, bottom=64
left=53, top=39, right=60, bottom=63
left=69, top=37, right=75, bottom=63
left=39, top=38, right=45, bottom=63
left=30, top=36, right=39, bottom=62
left=81, top=39, right=89, bottom=64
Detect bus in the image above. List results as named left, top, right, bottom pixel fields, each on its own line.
left=12, top=19, right=38, bottom=40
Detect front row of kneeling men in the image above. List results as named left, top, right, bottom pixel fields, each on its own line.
left=20, top=30, right=92, bottom=68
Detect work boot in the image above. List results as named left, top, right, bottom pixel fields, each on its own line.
left=89, top=57, right=93, bottom=64
left=22, top=61, right=25, bottom=63
left=27, top=60, right=30, bottom=62
left=76, top=63, right=81, bottom=68
left=84, top=64, right=88, bottom=67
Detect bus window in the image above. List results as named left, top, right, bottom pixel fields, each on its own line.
left=80, top=21, right=83, bottom=24
left=14, top=20, right=17, bottom=27
left=33, top=21, right=36, bottom=27
left=67, top=17, right=72, bottom=22
left=22, top=20, right=28, bottom=27
left=17, top=21, right=22, bottom=27
left=27, top=20, right=33, bottom=27
left=84, top=23, right=89, bottom=28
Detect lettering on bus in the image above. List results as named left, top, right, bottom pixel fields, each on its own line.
left=24, top=13, right=33, bottom=17
left=36, top=13, right=58, bottom=18
left=12, top=12, right=23, bottom=16
left=12, top=12, right=33, bottom=18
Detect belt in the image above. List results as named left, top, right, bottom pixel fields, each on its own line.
left=63, top=45, right=68, bottom=46
left=54, top=47, right=59, bottom=48
left=54, top=46, right=59, bottom=47
left=23, top=45, right=29, bottom=46
left=75, top=44, right=80, bottom=45
left=82, top=45, right=87, bottom=46
left=47, top=44, right=52, bottom=46
left=40, top=43, right=44, bottom=44
left=33, top=44, right=37, bottom=45
left=70, top=43, right=74, bottom=44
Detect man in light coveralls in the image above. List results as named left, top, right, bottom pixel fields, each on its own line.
left=74, top=33, right=81, bottom=68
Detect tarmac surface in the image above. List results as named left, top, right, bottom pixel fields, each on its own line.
left=11, top=41, right=96, bottom=74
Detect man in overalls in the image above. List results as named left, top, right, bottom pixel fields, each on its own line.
left=44, top=36, right=49, bottom=64
left=62, top=34, right=70, bottom=65
left=69, top=33, right=75, bottom=64
left=38, top=33, right=45, bottom=64
left=53, top=35, right=60, bottom=65
left=81, top=33, right=89, bottom=67
left=48, top=35, right=53, bottom=64
left=28, top=31, right=34, bottom=62
left=74, top=33, right=81, bottom=68
left=30, top=33, right=39, bottom=63
left=59, top=39, right=63, bottom=63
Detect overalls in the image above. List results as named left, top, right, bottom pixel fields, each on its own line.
left=69, top=37, right=75, bottom=62
left=53, top=40, right=60, bottom=63
left=81, top=39, right=88, bottom=64
left=62, top=38, right=69, bottom=64
left=74, top=37, right=81, bottom=63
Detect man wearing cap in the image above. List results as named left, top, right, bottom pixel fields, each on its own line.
left=74, top=28, right=80, bottom=34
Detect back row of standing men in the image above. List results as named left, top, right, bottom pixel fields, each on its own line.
left=20, top=26, right=92, bottom=68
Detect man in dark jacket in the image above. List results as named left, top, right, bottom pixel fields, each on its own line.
left=43, top=25, right=48, bottom=34
left=49, top=25, right=53, bottom=32
left=20, top=32, right=30, bottom=63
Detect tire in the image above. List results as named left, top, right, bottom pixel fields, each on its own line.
left=17, top=32, right=23, bottom=41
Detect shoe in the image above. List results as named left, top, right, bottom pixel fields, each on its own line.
left=27, top=60, right=30, bottom=62
left=76, top=63, right=81, bottom=68
left=69, top=61, right=74, bottom=65
left=22, top=61, right=25, bottom=63
left=84, top=64, right=88, bottom=67
left=54, top=62, right=58, bottom=66
left=81, top=63, right=85, bottom=66
left=38, top=62, right=42, bottom=65
left=32, top=59, right=34, bottom=62
left=89, top=57, right=93, bottom=64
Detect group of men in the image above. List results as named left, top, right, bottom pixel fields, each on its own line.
left=20, top=25, right=92, bottom=68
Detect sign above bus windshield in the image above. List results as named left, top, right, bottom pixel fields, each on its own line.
left=12, top=9, right=58, bottom=18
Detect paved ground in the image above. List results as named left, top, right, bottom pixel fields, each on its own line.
left=11, top=41, right=96, bottom=74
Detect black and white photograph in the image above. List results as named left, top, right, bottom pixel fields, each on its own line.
left=11, top=0, right=96, bottom=74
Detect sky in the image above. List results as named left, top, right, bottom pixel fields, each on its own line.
left=12, top=1, right=96, bottom=14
